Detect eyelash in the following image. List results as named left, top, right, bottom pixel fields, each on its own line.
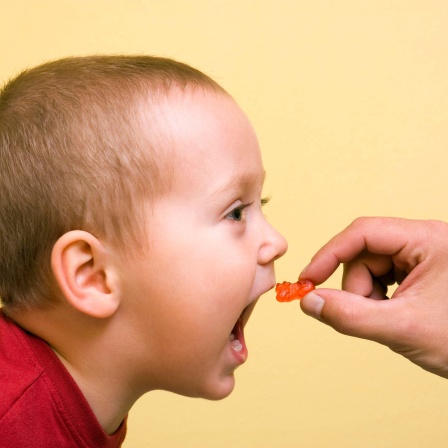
left=226, top=197, right=270, bottom=222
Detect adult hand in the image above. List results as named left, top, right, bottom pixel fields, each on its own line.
left=300, top=217, right=448, bottom=378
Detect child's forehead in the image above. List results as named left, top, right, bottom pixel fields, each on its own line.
left=139, top=88, right=255, bottom=155
left=145, top=87, right=245, bottom=125
left=137, top=88, right=243, bottom=147
left=136, top=87, right=263, bottom=200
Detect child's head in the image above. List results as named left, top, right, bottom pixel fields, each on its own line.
left=112, top=88, right=288, bottom=399
left=0, top=55, right=224, bottom=311
left=0, top=55, right=288, bottom=400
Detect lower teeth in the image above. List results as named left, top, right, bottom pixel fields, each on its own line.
left=229, top=334, right=243, bottom=352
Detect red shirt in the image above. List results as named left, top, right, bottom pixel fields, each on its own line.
left=0, top=309, right=127, bottom=447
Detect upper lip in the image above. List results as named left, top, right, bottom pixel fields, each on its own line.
left=249, top=279, right=276, bottom=304
left=240, top=296, right=260, bottom=328
left=235, top=280, right=276, bottom=331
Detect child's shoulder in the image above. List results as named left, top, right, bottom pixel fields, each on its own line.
left=0, top=309, right=127, bottom=446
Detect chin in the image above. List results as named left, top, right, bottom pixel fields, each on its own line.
left=196, top=374, right=236, bottom=401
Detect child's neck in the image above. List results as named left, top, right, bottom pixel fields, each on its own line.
left=53, top=348, right=131, bottom=434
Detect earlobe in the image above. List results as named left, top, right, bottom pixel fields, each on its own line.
left=51, top=231, right=120, bottom=318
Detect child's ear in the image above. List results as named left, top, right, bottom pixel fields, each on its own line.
left=51, top=231, right=120, bottom=318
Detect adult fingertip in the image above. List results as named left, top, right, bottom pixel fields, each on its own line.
left=299, top=262, right=310, bottom=278
left=300, top=291, right=325, bottom=320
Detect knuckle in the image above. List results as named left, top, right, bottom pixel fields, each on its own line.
left=327, top=301, right=362, bottom=336
left=350, top=216, right=369, bottom=229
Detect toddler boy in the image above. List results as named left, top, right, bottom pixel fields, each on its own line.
left=0, top=55, right=287, bottom=447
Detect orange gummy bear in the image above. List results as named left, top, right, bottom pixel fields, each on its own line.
left=275, top=279, right=315, bottom=302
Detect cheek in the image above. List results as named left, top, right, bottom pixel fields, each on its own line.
left=130, top=226, right=259, bottom=323
left=195, top=250, right=257, bottom=302
left=179, top=232, right=256, bottom=286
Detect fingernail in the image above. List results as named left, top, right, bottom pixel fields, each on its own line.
left=301, top=291, right=325, bottom=319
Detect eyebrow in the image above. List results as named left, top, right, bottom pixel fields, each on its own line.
left=213, top=170, right=266, bottom=197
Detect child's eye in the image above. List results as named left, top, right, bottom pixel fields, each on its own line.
left=226, top=203, right=251, bottom=222
left=226, top=197, right=269, bottom=222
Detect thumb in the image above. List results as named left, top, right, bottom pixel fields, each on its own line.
left=300, top=288, right=401, bottom=345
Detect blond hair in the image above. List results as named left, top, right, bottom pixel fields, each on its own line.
left=0, top=55, right=225, bottom=310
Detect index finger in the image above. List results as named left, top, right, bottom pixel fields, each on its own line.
left=299, top=217, right=426, bottom=285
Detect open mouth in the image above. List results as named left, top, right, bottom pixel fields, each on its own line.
left=229, top=316, right=244, bottom=353
left=228, top=300, right=257, bottom=356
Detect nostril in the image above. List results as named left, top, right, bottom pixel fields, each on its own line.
left=272, top=251, right=285, bottom=262
left=258, top=231, right=288, bottom=265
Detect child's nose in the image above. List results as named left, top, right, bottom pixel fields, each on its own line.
left=258, top=221, right=288, bottom=265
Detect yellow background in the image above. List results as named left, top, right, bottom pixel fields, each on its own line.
left=2, top=1, right=448, bottom=447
